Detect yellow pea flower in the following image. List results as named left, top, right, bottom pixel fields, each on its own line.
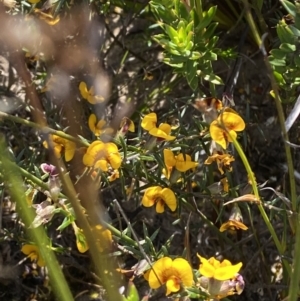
left=197, top=254, right=242, bottom=281
left=79, top=82, right=104, bottom=104
left=147, top=257, right=193, bottom=295
left=141, top=112, right=157, bottom=131
left=21, top=244, right=45, bottom=267
left=88, top=114, right=113, bottom=137
left=220, top=204, right=248, bottom=233
left=164, top=149, right=198, bottom=173
left=142, top=186, right=177, bottom=213
left=43, top=134, right=76, bottom=162
left=83, top=141, right=121, bottom=171
left=210, top=111, right=245, bottom=149
left=219, top=220, right=248, bottom=232
left=141, top=113, right=176, bottom=141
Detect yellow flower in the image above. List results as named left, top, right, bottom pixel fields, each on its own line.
left=199, top=273, right=245, bottom=299
left=147, top=257, right=193, bottom=295
left=21, top=244, right=45, bottom=267
left=220, top=204, right=248, bottom=232
left=141, top=112, right=157, bottom=131
left=197, top=254, right=242, bottom=281
left=141, top=113, right=176, bottom=141
left=219, top=220, right=248, bottom=232
left=210, top=111, right=245, bottom=149
left=204, top=153, right=235, bottom=174
left=88, top=114, right=113, bottom=137
left=164, top=149, right=198, bottom=172
left=83, top=141, right=121, bottom=171
left=79, top=82, right=104, bottom=104
left=43, top=134, right=76, bottom=162
left=142, top=186, right=177, bottom=213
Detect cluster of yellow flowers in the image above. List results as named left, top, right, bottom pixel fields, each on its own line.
left=36, top=92, right=248, bottom=299
left=140, top=112, right=198, bottom=213
left=145, top=254, right=244, bottom=299
left=195, top=98, right=249, bottom=233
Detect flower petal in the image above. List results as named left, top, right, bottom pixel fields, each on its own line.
left=219, top=220, right=248, bottom=232
left=149, top=127, right=176, bottom=141
left=158, top=123, right=172, bottom=135
left=210, top=121, right=227, bottom=149
left=164, top=149, right=176, bottom=167
left=94, top=159, right=109, bottom=171
left=156, top=199, right=165, bottom=213
left=161, top=188, right=177, bottom=212
left=148, top=257, right=173, bottom=289
left=198, top=254, right=216, bottom=278
left=175, top=154, right=198, bottom=172
left=79, top=82, right=89, bottom=99
left=108, top=153, right=122, bottom=169
left=172, top=258, right=193, bottom=287
left=219, top=112, right=245, bottom=132
left=88, top=114, right=97, bottom=134
left=64, top=141, right=76, bottom=162
left=83, top=141, right=105, bottom=167
left=214, top=262, right=243, bottom=281
left=142, top=186, right=162, bottom=208
left=166, top=276, right=180, bottom=295
left=141, top=113, right=157, bottom=131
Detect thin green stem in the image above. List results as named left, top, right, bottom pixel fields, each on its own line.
left=242, top=0, right=296, bottom=212
left=231, top=136, right=291, bottom=278
left=0, top=111, right=89, bottom=147
left=0, top=136, right=74, bottom=301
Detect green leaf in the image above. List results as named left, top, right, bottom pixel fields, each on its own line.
left=123, top=282, right=139, bottom=301
left=201, top=6, right=217, bottom=28
left=270, top=49, right=287, bottom=60
left=194, top=6, right=217, bottom=32
left=202, top=22, right=218, bottom=39
left=294, top=55, right=300, bottom=66
left=281, top=0, right=297, bottom=17
left=185, top=20, right=194, bottom=34
left=202, top=50, right=217, bottom=60
left=149, top=227, right=160, bottom=241
left=165, top=24, right=178, bottom=40
left=178, top=25, right=186, bottom=43
left=290, top=25, right=300, bottom=37
left=185, top=60, right=198, bottom=90
left=280, top=43, right=296, bottom=53
left=269, top=57, right=287, bottom=66
left=190, top=51, right=202, bottom=60
left=57, top=216, right=73, bottom=231
left=277, top=21, right=296, bottom=44
left=203, top=73, right=223, bottom=85
left=273, top=71, right=286, bottom=85
left=185, top=40, right=194, bottom=51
